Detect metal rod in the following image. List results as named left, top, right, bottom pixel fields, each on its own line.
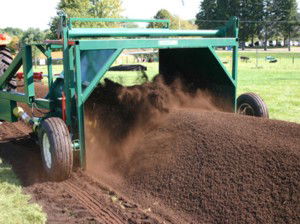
left=70, top=17, right=170, bottom=25
left=69, top=28, right=220, bottom=38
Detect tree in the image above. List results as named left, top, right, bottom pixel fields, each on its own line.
left=48, top=0, right=123, bottom=38
left=58, top=0, right=91, bottom=18
left=240, top=0, right=264, bottom=45
left=196, top=0, right=245, bottom=36
left=0, top=27, right=24, bottom=38
left=149, top=9, right=196, bottom=30
left=89, top=0, right=122, bottom=18
left=7, top=36, right=20, bottom=54
left=195, top=0, right=299, bottom=50
left=47, top=16, right=60, bottom=39
left=148, top=9, right=172, bottom=28
left=195, top=0, right=219, bottom=29
left=21, top=28, right=46, bottom=65
left=215, top=0, right=240, bottom=20
left=0, top=28, right=23, bottom=54
left=272, top=0, right=298, bottom=45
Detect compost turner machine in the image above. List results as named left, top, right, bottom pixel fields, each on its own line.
left=0, top=14, right=268, bottom=181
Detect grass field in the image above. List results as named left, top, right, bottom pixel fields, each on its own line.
left=0, top=159, right=46, bottom=224
left=219, top=51, right=300, bottom=123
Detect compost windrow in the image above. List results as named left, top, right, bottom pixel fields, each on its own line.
left=0, top=77, right=299, bottom=223
left=85, top=76, right=217, bottom=174
left=85, top=77, right=300, bottom=223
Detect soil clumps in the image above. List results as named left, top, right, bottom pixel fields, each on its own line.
left=85, top=77, right=300, bottom=223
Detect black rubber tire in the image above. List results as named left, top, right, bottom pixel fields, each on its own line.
left=237, top=93, right=269, bottom=118
left=0, top=47, right=17, bottom=89
left=39, top=117, right=73, bottom=181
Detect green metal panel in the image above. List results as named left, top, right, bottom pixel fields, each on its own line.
left=80, top=49, right=116, bottom=85
left=79, top=38, right=237, bottom=51
left=74, top=45, right=85, bottom=168
left=23, top=45, right=34, bottom=102
left=0, top=99, right=17, bottom=122
left=232, top=46, right=239, bottom=111
left=0, top=91, right=27, bottom=103
left=50, top=45, right=63, bottom=49
left=34, top=99, right=51, bottom=110
left=208, top=46, right=236, bottom=84
left=82, top=49, right=122, bottom=103
left=46, top=47, right=54, bottom=89
left=62, top=21, right=75, bottom=127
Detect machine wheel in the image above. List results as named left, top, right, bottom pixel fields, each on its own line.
left=237, top=93, right=269, bottom=118
left=39, top=117, right=73, bottom=181
left=0, top=47, right=17, bottom=89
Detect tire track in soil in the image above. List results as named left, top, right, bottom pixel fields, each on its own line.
left=61, top=172, right=160, bottom=224
left=62, top=180, right=125, bottom=224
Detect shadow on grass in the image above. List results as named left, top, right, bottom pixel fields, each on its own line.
left=0, top=161, right=20, bottom=186
left=0, top=136, right=47, bottom=187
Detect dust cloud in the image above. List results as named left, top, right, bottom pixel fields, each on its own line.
left=84, top=75, right=218, bottom=178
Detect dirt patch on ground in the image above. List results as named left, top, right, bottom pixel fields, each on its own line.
left=0, top=122, right=161, bottom=223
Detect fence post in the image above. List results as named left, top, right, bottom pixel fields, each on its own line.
left=288, top=27, right=291, bottom=52
left=264, top=23, right=268, bottom=51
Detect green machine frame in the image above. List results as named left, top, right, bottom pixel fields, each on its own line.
left=0, top=14, right=239, bottom=169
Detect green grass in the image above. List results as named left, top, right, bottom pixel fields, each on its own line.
left=35, top=51, right=299, bottom=124
left=0, top=158, right=47, bottom=224
left=217, top=51, right=300, bottom=123
left=237, top=61, right=300, bottom=123
left=218, top=50, right=300, bottom=59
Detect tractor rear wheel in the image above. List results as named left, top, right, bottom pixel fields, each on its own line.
left=39, top=117, right=73, bottom=181
left=0, top=47, right=17, bottom=89
left=237, top=93, right=269, bottom=118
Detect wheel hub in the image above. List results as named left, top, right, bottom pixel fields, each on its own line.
left=42, top=133, right=52, bottom=169
left=238, top=103, right=255, bottom=116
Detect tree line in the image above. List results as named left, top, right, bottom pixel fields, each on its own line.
left=2, top=0, right=298, bottom=55
left=195, top=0, right=299, bottom=47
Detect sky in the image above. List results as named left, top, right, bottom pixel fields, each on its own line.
left=0, top=0, right=200, bottom=30
left=0, top=0, right=299, bottom=30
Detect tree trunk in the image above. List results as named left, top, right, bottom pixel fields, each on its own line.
left=242, top=41, right=245, bottom=50
left=264, top=24, right=268, bottom=51
left=288, top=28, right=291, bottom=52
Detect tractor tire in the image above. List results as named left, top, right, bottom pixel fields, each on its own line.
left=237, top=93, right=269, bottom=118
left=39, top=117, right=73, bottom=181
left=0, top=47, right=17, bottom=89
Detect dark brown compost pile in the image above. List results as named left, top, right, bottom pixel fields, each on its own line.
left=120, top=109, right=300, bottom=223
left=85, top=78, right=300, bottom=224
